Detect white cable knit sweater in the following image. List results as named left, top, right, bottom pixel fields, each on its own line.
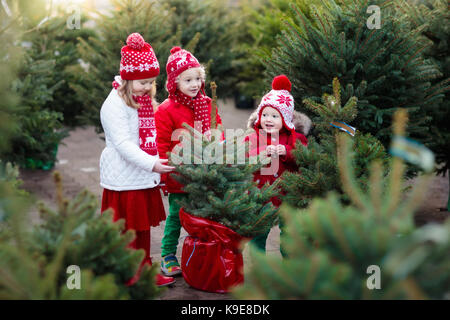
left=99, top=78, right=160, bottom=191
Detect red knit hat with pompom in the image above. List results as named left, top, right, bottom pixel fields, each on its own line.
left=254, top=75, right=296, bottom=131
left=165, top=46, right=202, bottom=94
left=120, top=33, right=160, bottom=80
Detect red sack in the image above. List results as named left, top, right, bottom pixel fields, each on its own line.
left=179, top=208, right=245, bottom=293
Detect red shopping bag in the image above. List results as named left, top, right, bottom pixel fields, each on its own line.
left=179, top=208, right=245, bottom=293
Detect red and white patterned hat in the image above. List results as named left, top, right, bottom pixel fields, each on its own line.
left=120, top=33, right=160, bottom=80
left=165, top=46, right=201, bottom=94
left=254, top=75, right=295, bottom=131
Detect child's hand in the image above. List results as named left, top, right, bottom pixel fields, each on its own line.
left=153, top=159, right=175, bottom=173
left=276, top=145, right=286, bottom=156
left=266, top=145, right=277, bottom=157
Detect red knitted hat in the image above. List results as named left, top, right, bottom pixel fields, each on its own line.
left=120, top=33, right=160, bottom=80
left=165, top=46, right=201, bottom=94
left=254, top=75, right=296, bottom=131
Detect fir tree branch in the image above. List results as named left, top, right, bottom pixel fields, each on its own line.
left=402, top=44, right=430, bottom=70
left=363, top=35, right=400, bottom=70
left=283, top=21, right=310, bottom=56
left=304, top=252, right=320, bottom=296
left=336, top=133, right=367, bottom=211
left=328, top=201, right=357, bottom=263
left=369, top=160, right=383, bottom=219
left=354, top=20, right=365, bottom=50
left=385, top=109, right=408, bottom=217
left=359, top=28, right=377, bottom=53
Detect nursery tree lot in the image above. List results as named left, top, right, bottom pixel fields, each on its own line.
left=3, top=0, right=448, bottom=174
left=1, top=0, right=449, bottom=300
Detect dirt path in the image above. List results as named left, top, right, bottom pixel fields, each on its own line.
left=18, top=98, right=449, bottom=299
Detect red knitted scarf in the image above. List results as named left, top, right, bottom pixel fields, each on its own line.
left=112, top=81, right=158, bottom=156
left=169, top=90, right=211, bottom=134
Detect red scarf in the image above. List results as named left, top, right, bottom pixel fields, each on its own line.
left=169, top=90, right=211, bottom=134
left=112, top=81, right=158, bottom=156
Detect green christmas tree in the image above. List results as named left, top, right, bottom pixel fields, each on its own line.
left=234, top=109, right=449, bottom=299
left=169, top=85, right=279, bottom=237
left=395, top=0, right=450, bottom=211
left=31, top=9, right=97, bottom=127
left=1, top=0, right=68, bottom=169
left=0, top=0, right=21, bottom=153
left=265, top=0, right=444, bottom=149
left=281, top=78, right=388, bottom=209
left=0, top=0, right=25, bottom=226
left=166, top=0, right=240, bottom=97
left=171, top=126, right=280, bottom=237
left=235, top=0, right=335, bottom=100
left=0, top=181, right=121, bottom=299
left=8, top=51, right=68, bottom=169
left=0, top=172, right=162, bottom=299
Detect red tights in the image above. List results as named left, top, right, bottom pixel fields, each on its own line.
left=126, top=229, right=152, bottom=286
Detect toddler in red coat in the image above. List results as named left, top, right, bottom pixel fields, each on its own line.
left=155, top=47, right=223, bottom=276
left=245, top=75, right=310, bottom=254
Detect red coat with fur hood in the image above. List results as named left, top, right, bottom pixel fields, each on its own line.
left=245, top=110, right=310, bottom=206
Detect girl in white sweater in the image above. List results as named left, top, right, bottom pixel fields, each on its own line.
left=99, top=33, right=175, bottom=287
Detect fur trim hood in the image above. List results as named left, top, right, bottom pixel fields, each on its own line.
left=246, top=110, right=312, bottom=136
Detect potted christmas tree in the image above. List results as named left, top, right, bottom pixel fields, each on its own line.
left=168, top=84, right=279, bottom=293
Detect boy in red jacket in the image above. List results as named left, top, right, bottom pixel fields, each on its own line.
left=245, top=75, right=309, bottom=255
left=155, top=47, right=222, bottom=276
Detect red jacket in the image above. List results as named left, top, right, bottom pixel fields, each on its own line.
left=155, top=98, right=223, bottom=193
left=245, top=128, right=308, bottom=206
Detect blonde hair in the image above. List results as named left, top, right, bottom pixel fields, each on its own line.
left=118, top=80, right=158, bottom=110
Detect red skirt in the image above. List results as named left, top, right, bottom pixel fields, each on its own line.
left=101, top=187, right=166, bottom=231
